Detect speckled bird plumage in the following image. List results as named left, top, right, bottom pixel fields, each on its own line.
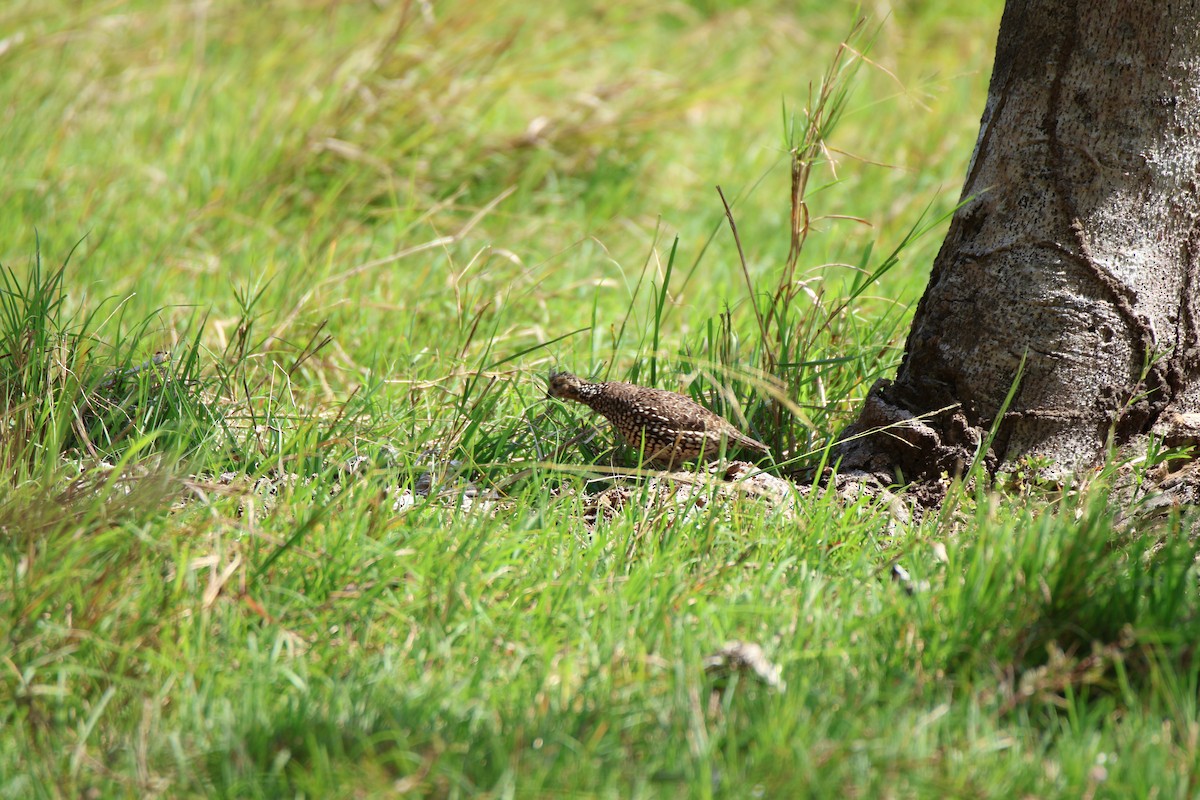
left=546, top=371, right=770, bottom=468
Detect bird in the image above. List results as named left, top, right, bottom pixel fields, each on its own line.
left=545, top=370, right=771, bottom=468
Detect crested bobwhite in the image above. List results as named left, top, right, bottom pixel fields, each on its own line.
left=546, top=371, right=770, bottom=468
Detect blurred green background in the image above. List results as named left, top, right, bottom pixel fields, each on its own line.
left=1, top=0, right=1001, bottom=389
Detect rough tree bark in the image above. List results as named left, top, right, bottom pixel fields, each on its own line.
left=836, top=0, right=1200, bottom=483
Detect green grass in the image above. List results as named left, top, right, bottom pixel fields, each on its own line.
left=5, top=0, right=1200, bottom=797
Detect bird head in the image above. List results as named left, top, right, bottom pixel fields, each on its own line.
left=546, top=371, right=585, bottom=401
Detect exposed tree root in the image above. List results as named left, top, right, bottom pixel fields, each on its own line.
left=831, top=379, right=984, bottom=485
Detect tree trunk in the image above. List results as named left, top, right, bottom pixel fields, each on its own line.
left=836, top=0, right=1200, bottom=482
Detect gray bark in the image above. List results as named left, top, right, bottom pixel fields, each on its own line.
left=836, top=0, right=1200, bottom=480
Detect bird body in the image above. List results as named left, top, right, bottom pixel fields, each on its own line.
left=546, top=371, right=770, bottom=468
